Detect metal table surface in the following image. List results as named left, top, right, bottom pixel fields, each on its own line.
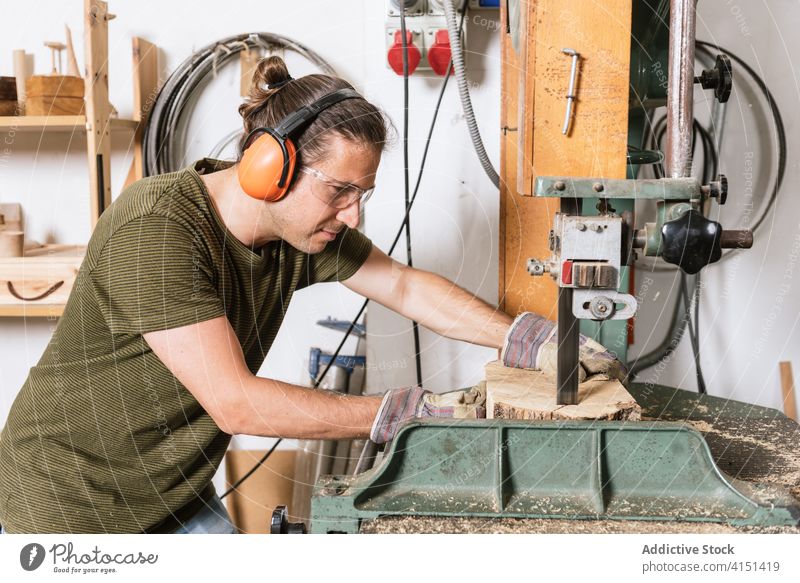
left=360, top=383, right=799, bottom=534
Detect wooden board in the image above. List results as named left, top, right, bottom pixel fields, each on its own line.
left=485, top=360, right=640, bottom=420
left=84, top=0, right=112, bottom=226
left=240, top=48, right=261, bottom=97
left=779, top=361, right=798, bottom=422
left=500, top=0, right=632, bottom=318
left=0, top=115, right=137, bottom=132
left=125, top=36, right=159, bottom=188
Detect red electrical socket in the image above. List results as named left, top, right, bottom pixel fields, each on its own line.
left=427, top=30, right=453, bottom=76
left=387, top=30, right=421, bottom=76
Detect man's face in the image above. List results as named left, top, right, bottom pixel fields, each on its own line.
left=268, top=135, right=380, bottom=254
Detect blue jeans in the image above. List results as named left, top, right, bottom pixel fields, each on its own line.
left=171, top=493, right=237, bottom=534
left=0, top=494, right=237, bottom=534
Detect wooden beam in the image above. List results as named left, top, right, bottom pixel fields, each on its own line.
left=126, top=37, right=159, bottom=188
left=84, top=0, right=112, bottom=227
left=500, top=1, right=633, bottom=318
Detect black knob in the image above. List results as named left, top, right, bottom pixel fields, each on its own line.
left=695, top=54, right=733, bottom=103
left=707, top=174, right=728, bottom=205
left=270, top=505, right=307, bottom=534
left=661, top=210, right=722, bottom=274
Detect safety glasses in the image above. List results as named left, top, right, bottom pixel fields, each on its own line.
left=299, top=166, right=375, bottom=210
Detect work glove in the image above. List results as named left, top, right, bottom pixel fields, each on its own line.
left=370, top=382, right=486, bottom=445
left=501, top=312, right=628, bottom=384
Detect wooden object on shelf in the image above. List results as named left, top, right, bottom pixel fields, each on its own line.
left=13, top=49, right=29, bottom=112
left=240, top=48, right=260, bottom=97
left=0, top=231, right=24, bottom=258
left=0, top=77, right=16, bottom=99
left=44, top=41, right=67, bottom=75
left=499, top=1, right=632, bottom=318
left=0, top=244, right=85, bottom=316
left=0, top=203, right=22, bottom=232
left=65, top=25, right=81, bottom=77
left=24, top=75, right=85, bottom=116
left=485, top=360, right=641, bottom=421
left=0, top=77, right=17, bottom=115
left=779, top=361, right=798, bottom=422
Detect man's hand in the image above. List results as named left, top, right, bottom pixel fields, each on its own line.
left=501, top=312, right=628, bottom=383
left=370, top=383, right=486, bottom=444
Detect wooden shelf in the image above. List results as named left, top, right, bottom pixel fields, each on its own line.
left=0, top=1, right=158, bottom=320
left=0, top=304, right=65, bottom=318
left=0, top=115, right=139, bottom=133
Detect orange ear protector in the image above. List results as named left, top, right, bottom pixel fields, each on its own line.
left=238, top=88, right=362, bottom=201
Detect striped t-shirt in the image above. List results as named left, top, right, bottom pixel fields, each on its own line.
left=0, top=158, right=372, bottom=533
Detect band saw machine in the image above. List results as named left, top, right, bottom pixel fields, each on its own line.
left=275, top=0, right=800, bottom=534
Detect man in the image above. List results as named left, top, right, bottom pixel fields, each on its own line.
left=0, top=60, right=621, bottom=534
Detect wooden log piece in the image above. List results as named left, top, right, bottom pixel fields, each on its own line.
left=485, top=360, right=641, bottom=421
left=25, top=75, right=84, bottom=98
left=0, top=77, right=17, bottom=100
left=25, top=75, right=85, bottom=116
left=0, top=101, right=18, bottom=116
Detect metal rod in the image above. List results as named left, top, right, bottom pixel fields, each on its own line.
left=561, top=48, right=580, bottom=135
left=557, top=197, right=581, bottom=405
left=720, top=230, right=753, bottom=249
left=665, top=0, right=697, bottom=178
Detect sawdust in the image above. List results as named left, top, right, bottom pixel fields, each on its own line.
left=360, top=516, right=799, bottom=534
left=685, top=419, right=714, bottom=432
left=681, top=417, right=800, bottom=500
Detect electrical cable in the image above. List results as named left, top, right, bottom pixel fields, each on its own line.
left=693, top=275, right=704, bottom=393
left=144, top=33, right=336, bottom=176
left=443, top=0, right=500, bottom=187
left=399, top=9, right=424, bottom=388
left=222, top=7, right=469, bottom=497
left=630, top=42, right=786, bottom=382
left=682, top=274, right=707, bottom=393
left=697, top=41, right=787, bottom=236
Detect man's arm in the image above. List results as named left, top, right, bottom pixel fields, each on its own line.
left=143, top=316, right=381, bottom=438
left=343, top=246, right=513, bottom=349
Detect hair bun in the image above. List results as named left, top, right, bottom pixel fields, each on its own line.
left=252, top=55, right=291, bottom=94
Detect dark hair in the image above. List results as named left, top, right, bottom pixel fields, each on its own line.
left=238, top=56, right=393, bottom=166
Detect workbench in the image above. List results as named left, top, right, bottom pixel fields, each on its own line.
left=353, top=383, right=799, bottom=534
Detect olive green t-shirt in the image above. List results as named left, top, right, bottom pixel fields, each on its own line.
left=0, top=158, right=373, bottom=533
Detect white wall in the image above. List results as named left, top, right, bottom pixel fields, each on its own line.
left=0, top=0, right=797, bottom=482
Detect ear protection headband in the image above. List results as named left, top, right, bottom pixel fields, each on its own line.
left=238, top=87, right=363, bottom=201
